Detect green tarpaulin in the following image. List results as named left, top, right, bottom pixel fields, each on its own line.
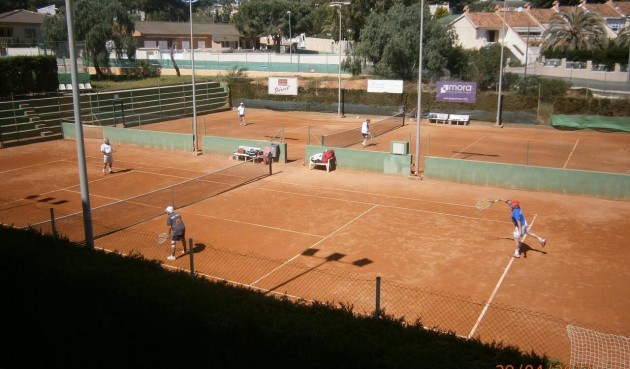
left=551, top=114, right=630, bottom=132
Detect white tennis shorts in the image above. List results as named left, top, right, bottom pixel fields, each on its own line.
left=513, top=223, right=529, bottom=238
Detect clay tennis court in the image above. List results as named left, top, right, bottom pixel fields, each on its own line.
left=1, top=109, right=628, bottom=364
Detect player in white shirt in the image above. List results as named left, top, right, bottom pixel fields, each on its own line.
left=100, top=138, right=114, bottom=174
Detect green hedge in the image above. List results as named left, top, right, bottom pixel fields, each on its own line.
left=0, top=55, right=58, bottom=96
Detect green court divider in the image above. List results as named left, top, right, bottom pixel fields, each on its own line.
left=203, top=136, right=287, bottom=163
left=305, top=145, right=412, bottom=175
left=62, top=123, right=193, bottom=151
left=425, top=156, right=630, bottom=200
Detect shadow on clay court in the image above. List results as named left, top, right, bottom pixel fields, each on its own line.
left=172, top=243, right=206, bottom=260
left=192, top=243, right=207, bottom=254
left=520, top=243, right=548, bottom=258
left=302, top=248, right=373, bottom=267
left=258, top=249, right=374, bottom=296
left=452, top=151, right=500, bottom=159
left=111, top=168, right=133, bottom=174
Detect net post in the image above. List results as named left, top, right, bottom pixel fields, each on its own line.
left=188, top=238, right=194, bottom=276
left=526, top=140, right=530, bottom=166
left=321, top=135, right=325, bottom=146
left=268, top=152, right=273, bottom=175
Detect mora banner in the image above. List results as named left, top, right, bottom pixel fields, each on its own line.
left=268, top=77, right=298, bottom=95
left=436, top=81, right=477, bottom=103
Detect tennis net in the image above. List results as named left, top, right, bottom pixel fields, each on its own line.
left=320, top=113, right=405, bottom=148
left=21, top=161, right=271, bottom=242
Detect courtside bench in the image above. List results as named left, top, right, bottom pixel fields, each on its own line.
left=309, top=157, right=334, bottom=172
left=428, top=113, right=449, bottom=124
left=233, top=145, right=262, bottom=162
left=447, top=114, right=470, bottom=125
left=309, top=150, right=336, bottom=172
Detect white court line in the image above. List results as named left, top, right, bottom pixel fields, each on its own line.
left=563, top=139, right=580, bottom=169
left=249, top=205, right=378, bottom=287
left=0, top=159, right=66, bottom=174
left=178, top=186, right=510, bottom=252
left=189, top=211, right=324, bottom=238
left=278, top=125, right=310, bottom=133
left=264, top=180, right=485, bottom=210
left=451, top=136, right=485, bottom=159
left=259, top=187, right=509, bottom=224
left=467, top=214, right=539, bottom=339
left=27, top=166, right=191, bottom=200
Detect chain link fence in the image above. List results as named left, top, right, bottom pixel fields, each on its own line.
left=2, top=192, right=628, bottom=367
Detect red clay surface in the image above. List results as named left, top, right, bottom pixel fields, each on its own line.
left=1, top=109, right=629, bottom=363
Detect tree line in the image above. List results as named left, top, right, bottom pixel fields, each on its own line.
left=15, top=0, right=630, bottom=92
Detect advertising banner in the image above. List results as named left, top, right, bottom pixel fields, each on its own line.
left=436, top=81, right=477, bottom=103
left=367, top=79, right=403, bottom=94
left=268, top=77, right=298, bottom=95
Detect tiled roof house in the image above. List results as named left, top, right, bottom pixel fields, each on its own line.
left=0, top=9, right=47, bottom=45
left=578, top=0, right=628, bottom=34
left=449, top=0, right=629, bottom=65
left=133, top=21, right=252, bottom=51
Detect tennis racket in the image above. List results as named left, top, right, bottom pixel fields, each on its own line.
left=476, top=199, right=497, bottom=210
left=156, top=232, right=169, bottom=244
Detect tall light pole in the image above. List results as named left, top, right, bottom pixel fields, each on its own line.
left=495, top=0, right=508, bottom=128
left=188, top=0, right=199, bottom=153
left=287, top=11, right=292, bottom=63
left=330, top=2, right=350, bottom=117
left=64, top=0, right=94, bottom=249
left=414, top=0, right=424, bottom=176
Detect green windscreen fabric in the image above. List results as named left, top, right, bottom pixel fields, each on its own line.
left=551, top=114, right=630, bottom=132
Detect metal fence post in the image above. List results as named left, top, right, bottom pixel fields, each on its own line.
left=188, top=238, right=194, bottom=276
left=375, top=275, right=381, bottom=318
left=50, top=208, right=57, bottom=243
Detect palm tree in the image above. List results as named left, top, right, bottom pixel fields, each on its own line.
left=616, top=26, right=630, bottom=48
left=541, top=9, right=609, bottom=53
left=617, top=26, right=630, bottom=77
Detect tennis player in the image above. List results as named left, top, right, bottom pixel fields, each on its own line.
left=237, top=102, right=246, bottom=126
left=361, top=118, right=370, bottom=147
left=100, top=138, right=113, bottom=174
left=498, top=199, right=546, bottom=258
left=165, top=206, right=187, bottom=260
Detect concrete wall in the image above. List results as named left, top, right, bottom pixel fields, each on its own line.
left=425, top=156, right=630, bottom=200
left=305, top=145, right=412, bottom=176
left=62, top=123, right=193, bottom=151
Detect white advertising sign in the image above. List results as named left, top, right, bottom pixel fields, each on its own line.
left=367, top=79, right=403, bottom=94
left=268, top=77, right=298, bottom=95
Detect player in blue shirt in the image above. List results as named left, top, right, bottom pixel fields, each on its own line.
left=498, top=199, right=546, bottom=258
